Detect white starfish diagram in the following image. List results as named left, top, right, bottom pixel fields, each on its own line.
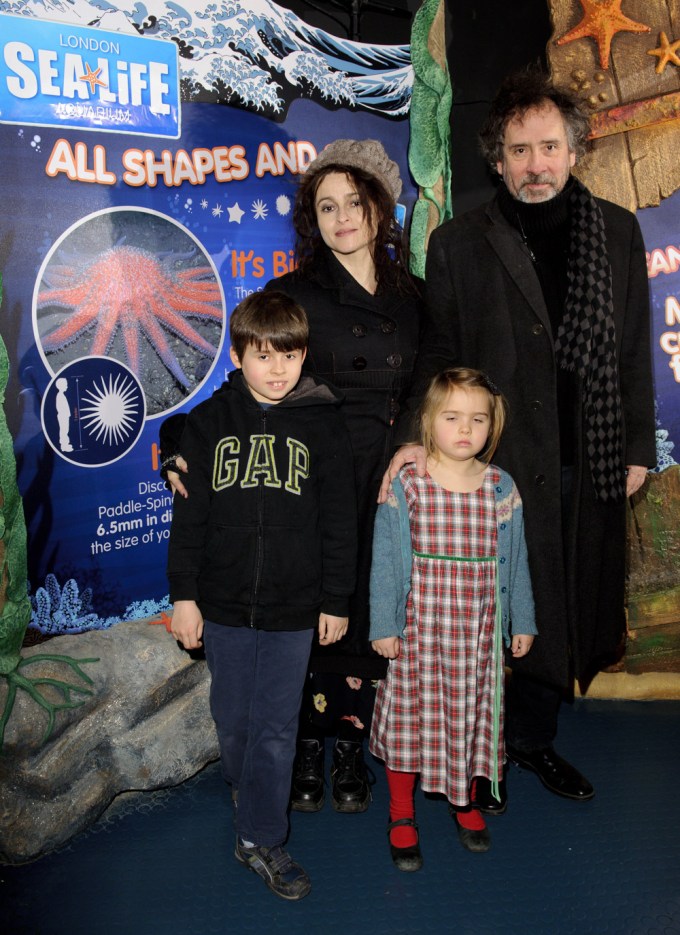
left=251, top=199, right=268, bottom=220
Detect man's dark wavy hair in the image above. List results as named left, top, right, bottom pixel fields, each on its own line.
left=479, top=65, right=591, bottom=168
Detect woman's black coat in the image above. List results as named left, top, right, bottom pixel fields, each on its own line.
left=269, top=246, right=424, bottom=678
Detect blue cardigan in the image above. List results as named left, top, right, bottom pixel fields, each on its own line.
left=369, top=466, right=537, bottom=644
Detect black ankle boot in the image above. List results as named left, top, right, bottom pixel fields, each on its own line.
left=331, top=740, right=372, bottom=813
left=290, top=739, right=325, bottom=812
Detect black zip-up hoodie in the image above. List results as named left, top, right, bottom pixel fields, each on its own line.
left=167, top=369, right=357, bottom=631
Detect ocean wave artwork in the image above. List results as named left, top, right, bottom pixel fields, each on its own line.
left=1, top=0, right=413, bottom=117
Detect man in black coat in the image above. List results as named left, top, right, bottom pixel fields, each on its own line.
left=386, top=67, right=656, bottom=809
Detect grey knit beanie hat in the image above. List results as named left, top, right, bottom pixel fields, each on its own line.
left=305, top=139, right=402, bottom=203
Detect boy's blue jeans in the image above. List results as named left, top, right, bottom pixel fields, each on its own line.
left=203, top=620, right=314, bottom=847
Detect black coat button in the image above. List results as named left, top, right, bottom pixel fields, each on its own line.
left=353, top=356, right=367, bottom=370
left=530, top=400, right=543, bottom=411
left=352, top=323, right=367, bottom=337
left=386, top=353, right=402, bottom=369
left=381, top=319, right=397, bottom=334
left=532, top=323, right=544, bottom=335
left=535, top=474, right=545, bottom=486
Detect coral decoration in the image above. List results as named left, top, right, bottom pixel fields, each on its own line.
left=556, top=0, right=650, bottom=70
left=647, top=32, right=680, bottom=74
left=408, top=0, right=452, bottom=278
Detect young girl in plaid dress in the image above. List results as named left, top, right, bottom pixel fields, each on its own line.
left=369, top=368, right=536, bottom=870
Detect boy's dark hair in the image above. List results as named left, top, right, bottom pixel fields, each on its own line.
left=229, top=291, right=309, bottom=360
left=479, top=64, right=591, bottom=168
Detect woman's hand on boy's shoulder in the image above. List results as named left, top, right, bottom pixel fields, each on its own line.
left=510, top=634, right=534, bottom=658
left=165, top=455, right=189, bottom=499
left=371, top=636, right=401, bottom=659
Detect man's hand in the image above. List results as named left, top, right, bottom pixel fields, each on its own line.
left=170, top=600, right=204, bottom=650
left=318, top=614, right=348, bottom=644
left=626, top=464, right=647, bottom=497
left=378, top=445, right=427, bottom=503
left=371, top=636, right=401, bottom=659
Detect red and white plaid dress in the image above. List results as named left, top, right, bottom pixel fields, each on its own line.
left=370, top=465, right=504, bottom=807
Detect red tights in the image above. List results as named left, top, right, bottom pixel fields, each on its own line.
left=386, top=769, right=486, bottom=843
left=386, top=768, right=417, bottom=847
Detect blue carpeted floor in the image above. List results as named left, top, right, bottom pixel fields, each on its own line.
left=3, top=700, right=680, bottom=935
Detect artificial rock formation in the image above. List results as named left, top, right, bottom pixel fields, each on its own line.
left=0, top=619, right=217, bottom=864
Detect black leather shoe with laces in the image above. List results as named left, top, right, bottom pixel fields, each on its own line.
left=331, top=739, right=372, bottom=813
left=290, top=739, right=325, bottom=812
left=506, top=744, right=594, bottom=800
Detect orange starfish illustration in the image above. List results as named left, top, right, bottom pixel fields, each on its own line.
left=647, top=31, right=680, bottom=74
left=556, top=0, right=650, bottom=70
left=79, top=62, right=107, bottom=94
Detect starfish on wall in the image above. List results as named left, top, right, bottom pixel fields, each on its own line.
left=556, top=0, right=650, bottom=70
left=647, top=31, right=680, bottom=74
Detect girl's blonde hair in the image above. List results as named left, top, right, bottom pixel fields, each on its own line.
left=418, top=367, right=507, bottom=464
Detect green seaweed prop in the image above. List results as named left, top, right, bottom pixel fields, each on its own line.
left=0, top=273, right=98, bottom=750
left=408, top=0, right=453, bottom=278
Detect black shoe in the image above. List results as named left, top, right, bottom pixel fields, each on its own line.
left=472, top=775, right=507, bottom=815
left=506, top=744, right=595, bottom=801
left=331, top=740, right=372, bottom=813
left=387, top=818, right=423, bottom=872
left=290, top=739, right=325, bottom=812
left=449, top=807, right=491, bottom=852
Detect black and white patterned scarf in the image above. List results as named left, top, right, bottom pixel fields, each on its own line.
left=555, top=179, right=625, bottom=501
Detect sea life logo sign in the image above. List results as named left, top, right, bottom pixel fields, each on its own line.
left=0, top=12, right=180, bottom=138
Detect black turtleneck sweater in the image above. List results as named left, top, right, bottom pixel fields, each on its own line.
left=497, top=179, right=577, bottom=466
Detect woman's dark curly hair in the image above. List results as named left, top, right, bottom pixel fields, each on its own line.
left=292, top=163, right=416, bottom=295
left=479, top=65, right=591, bottom=168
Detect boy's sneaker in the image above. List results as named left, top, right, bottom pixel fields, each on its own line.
left=235, top=838, right=311, bottom=900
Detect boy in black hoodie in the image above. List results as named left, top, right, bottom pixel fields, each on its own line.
left=167, top=292, right=356, bottom=901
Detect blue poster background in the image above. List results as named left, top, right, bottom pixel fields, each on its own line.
left=2, top=98, right=413, bottom=625
left=637, top=191, right=680, bottom=470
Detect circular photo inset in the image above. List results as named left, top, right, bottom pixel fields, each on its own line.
left=34, top=208, right=226, bottom=416
left=41, top=357, right=146, bottom=467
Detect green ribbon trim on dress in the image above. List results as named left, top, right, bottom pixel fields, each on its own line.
left=413, top=549, right=503, bottom=804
